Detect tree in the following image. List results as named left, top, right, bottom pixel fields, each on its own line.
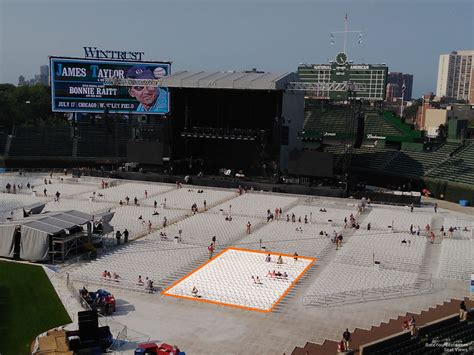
left=0, top=84, right=59, bottom=129
left=403, top=98, right=422, bottom=120
left=437, top=124, right=448, bottom=140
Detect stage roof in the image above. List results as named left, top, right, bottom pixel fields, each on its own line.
left=2, top=210, right=114, bottom=234
left=161, top=70, right=297, bottom=91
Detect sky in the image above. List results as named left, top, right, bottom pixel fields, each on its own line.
left=0, top=0, right=472, bottom=97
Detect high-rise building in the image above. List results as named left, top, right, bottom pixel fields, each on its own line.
left=17, top=65, right=50, bottom=86
left=436, top=50, right=474, bottom=103
left=385, top=83, right=400, bottom=102
left=18, top=75, right=26, bottom=86
left=387, top=72, right=413, bottom=100
left=39, top=65, right=49, bottom=85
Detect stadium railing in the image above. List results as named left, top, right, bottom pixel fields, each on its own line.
left=302, top=279, right=434, bottom=307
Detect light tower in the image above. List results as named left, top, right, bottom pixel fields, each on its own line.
left=330, top=13, right=363, bottom=56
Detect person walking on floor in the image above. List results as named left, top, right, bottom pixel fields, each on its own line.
left=116, top=230, right=121, bottom=246
left=460, top=301, right=468, bottom=321
left=123, top=228, right=129, bottom=244
left=409, top=316, right=416, bottom=336
left=342, top=328, right=351, bottom=350
left=208, top=243, right=215, bottom=259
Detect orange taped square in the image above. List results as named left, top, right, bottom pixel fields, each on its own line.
left=162, top=247, right=315, bottom=312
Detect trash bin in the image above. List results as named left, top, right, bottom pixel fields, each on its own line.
left=174, top=236, right=179, bottom=245
left=459, top=200, right=469, bottom=206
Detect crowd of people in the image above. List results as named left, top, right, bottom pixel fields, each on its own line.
left=3, top=173, right=64, bottom=195
left=137, top=275, right=155, bottom=293
left=101, top=269, right=121, bottom=282
left=115, top=229, right=129, bottom=245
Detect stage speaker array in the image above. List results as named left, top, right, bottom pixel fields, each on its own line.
left=78, top=310, right=99, bottom=341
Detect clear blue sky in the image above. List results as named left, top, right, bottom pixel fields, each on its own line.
left=0, top=0, right=472, bottom=97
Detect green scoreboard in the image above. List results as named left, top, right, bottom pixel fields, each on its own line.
left=298, top=52, right=388, bottom=101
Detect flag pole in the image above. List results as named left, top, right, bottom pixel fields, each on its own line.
left=400, top=94, right=404, bottom=118
left=344, top=14, right=348, bottom=54
left=400, top=82, right=405, bottom=118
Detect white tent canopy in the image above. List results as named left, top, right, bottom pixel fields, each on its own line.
left=0, top=210, right=114, bottom=262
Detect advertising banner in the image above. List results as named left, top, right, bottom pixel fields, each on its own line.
left=50, top=57, right=171, bottom=114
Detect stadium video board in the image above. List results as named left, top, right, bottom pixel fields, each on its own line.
left=50, top=57, right=171, bottom=114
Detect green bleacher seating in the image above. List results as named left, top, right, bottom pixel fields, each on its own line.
left=77, top=123, right=131, bottom=158
left=352, top=146, right=398, bottom=171
left=304, top=105, right=356, bottom=135
left=0, top=132, right=7, bottom=155
left=364, top=113, right=404, bottom=137
left=384, top=142, right=461, bottom=177
left=9, top=126, right=72, bottom=157
left=364, top=317, right=473, bottom=355
left=427, top=143, right=474, bottom=185
left=324, top=144, right=398, bottom=171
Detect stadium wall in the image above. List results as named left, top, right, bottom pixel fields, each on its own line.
left=75, top=170, right=346, bottom=198
left=423, top=177, right=474, bottom=205
left=352, top=169, right=474, bottom=206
